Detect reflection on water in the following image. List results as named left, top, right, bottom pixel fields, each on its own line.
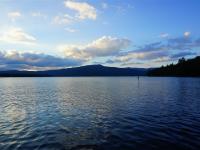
left=0, top=77, right=200, bottom=150
left=2, top=103, right=26, bottom=123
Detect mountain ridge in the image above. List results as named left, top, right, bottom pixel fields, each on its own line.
left=0, top=64, right=148, bottom=77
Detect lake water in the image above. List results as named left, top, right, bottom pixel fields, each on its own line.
left=0, top=77, right=200, bottom=150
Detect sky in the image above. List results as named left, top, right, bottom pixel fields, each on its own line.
left=0, top=0, right=200, bottom=70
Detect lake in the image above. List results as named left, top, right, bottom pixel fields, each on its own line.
left=0, top=77, right=200, bottom=150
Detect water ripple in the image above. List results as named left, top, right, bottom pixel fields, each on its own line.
left=0, top=77, right=200, bottom=150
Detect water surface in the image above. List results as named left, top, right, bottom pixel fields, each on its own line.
left=0, top=77, right=200, bottom=150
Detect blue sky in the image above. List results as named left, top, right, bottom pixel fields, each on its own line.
left=0, top=0, right=199, bottom=70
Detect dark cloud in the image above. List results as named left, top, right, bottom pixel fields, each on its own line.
left=95, top=35, right=199, bottom=67
left=106, top=59, right=123, bottom=64
left=121, top=62, right=144, bottom=66
left=134, top=42, right=164, bottom=53
left=171, top=52, right=196, bottom=59
left=166, top=37, right=193, bottom=50
left=0, top=51, right=83, bottom=70
left=123, top=36, right=199, bottom=55
left=113, top=35, right=200, bottom=64
left=194, top=38, right=200, bottom=47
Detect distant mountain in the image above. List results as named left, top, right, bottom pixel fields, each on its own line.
left=148, top=56, right=200, bottom=77
left=0, top=65, right=147, bottom=77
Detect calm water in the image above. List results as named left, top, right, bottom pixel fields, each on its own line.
left=0, top=77, right=200, bottom=150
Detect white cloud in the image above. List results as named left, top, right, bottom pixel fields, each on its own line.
left=31, top=12, right=47, bottom=19
left=117, top=51, right=169, bottom=61
left=58, top=36, right=131, bottom=60
left=160, top=33, right=169, bottom=38
left=101, top=2, right=108, bottom=9
left=53, top=14, right=74, bottom=25
left=8, top=11, right=21, bottom=21
left=0, top=27, right=36, bottom=45
left=184, top=31, right=191, bottom=37
left=64, top=0, right=97, bottom=20
left=65, top=27, right=77, bottom=33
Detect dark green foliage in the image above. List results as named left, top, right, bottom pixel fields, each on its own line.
left=148, top=56, right=200, bottom=77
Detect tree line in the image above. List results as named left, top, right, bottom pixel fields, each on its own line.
left=148, top=56, right=200, bottom=77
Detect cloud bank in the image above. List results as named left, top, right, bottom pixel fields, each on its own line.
left=59, top=36, right=131, bottom=60
left=106, top=34, right=199, bottom=67
left=0, top=27, right=36, bottom=45
left=0, top=50, right=82, bottom=71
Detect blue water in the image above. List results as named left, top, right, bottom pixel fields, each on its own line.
left=0, top=77, right=200, bottom=150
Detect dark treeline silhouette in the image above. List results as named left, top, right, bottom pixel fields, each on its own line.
left=148, top=56, right=200, bottom=77
left=0, top=65, right=147, bottom=77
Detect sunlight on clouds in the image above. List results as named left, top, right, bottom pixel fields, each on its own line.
left=0, top=27, right=36, bottom=45
left=58, top=36, right=131, bottom=60
left=106, top=52, right=171, bottom=68
left=106, top=33, right=199, bottom=67
left=64, top=0, right=97, bottom=20
left=110, top=52, right=154, bottom=63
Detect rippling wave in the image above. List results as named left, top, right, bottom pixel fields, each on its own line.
left=0, top=77, right=200, bottom=150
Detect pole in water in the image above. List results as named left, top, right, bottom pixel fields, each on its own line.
left=138, top=76, right=139, bottom=80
